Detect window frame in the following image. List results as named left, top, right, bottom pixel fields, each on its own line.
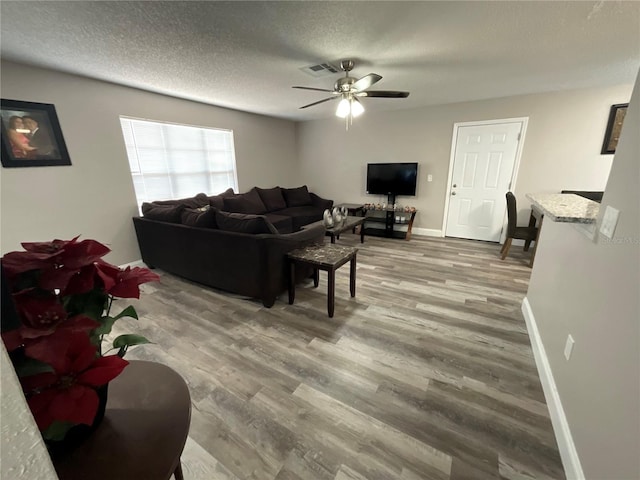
left=119, top=115, right=239, bottom=207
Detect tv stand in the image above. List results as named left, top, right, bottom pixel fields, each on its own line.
left=386, top=193, right=396, bottom=206
left=363, top=205, right=417, bottom=241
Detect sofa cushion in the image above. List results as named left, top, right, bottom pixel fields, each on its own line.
left=264, top=213, right=294, bottom=234
left=207, top=188, right=235, bottom=210
left=152, top=193, right=209, bottom=209
left=181, top=205, right=218, bottom=228
left=272, top=206, right=324, bottom=230
left=141, top=203, right=184, bottom=223
left=282, top=185, right=312, bottom=207
left=256, top=186, right=287, bottom=212
left=223, top=188, right=267, bottom=214
left=215, top=211, right=278, bottom=234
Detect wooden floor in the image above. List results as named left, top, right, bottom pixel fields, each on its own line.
left=111, top=234, right=565, bottom=480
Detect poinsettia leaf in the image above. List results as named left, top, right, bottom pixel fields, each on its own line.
left=113, top=305, right=138, bottom=321
left=42, top=420, right=74, bottom=441
left=63, top=289, right=108, bottom=320
left=94, top=316, right=117, bottom=336
left=109, top=267, right=160, bottom=299
left=14, top=358, right=54, bottom=377
left=113, top=334, right=152, bottom=349
left=89, top=331, right=101, bottom=348
left=77, top=355, right=129, bottom=386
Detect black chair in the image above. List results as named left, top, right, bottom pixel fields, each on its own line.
left=500, top=192, right=538, bottom=261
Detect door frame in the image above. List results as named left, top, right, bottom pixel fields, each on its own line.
left=441, top=117, right=529, bottom=240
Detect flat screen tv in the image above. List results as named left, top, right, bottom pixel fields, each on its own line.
left=366, top=162, right=418, bottom=196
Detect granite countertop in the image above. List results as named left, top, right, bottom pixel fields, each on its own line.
left=526, top=193, right=600, bottom=224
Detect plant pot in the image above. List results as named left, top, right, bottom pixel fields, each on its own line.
left=46, top=383, right=109, bottom=460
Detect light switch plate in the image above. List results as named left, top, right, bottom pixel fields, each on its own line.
left=427, top=174, right=433, bottom=182
left=600, top=205, right=620, bottom=239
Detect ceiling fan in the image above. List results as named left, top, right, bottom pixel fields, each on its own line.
left=293, top=60, right=409, bottom=124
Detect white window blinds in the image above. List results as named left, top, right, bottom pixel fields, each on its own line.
left=120, top=117, right=238, bottom=206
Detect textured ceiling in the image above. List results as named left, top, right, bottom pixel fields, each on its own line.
left=1, top=1, right=639, bottom=121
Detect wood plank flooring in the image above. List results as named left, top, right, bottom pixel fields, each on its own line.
left=109, top=234, right=565, bottom=480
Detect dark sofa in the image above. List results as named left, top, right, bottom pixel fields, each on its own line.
left=232, top=186, right=333, bottom=233
left=133, top=185, right=332, bottom=307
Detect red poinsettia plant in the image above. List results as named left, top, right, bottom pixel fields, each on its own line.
left=1, top=236, right=159, bottom=441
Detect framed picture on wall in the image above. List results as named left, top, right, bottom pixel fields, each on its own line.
left=0, top=99, right=72, bottom=167
left=601, top=103, right=628, bottom=155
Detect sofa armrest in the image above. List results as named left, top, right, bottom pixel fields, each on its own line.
left=309, top=192, right=333, bottom=211
left=262, top=223, right=325, bottom=253
left=259, top=223, right=326, bottom=303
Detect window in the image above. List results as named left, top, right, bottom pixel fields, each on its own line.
left=120, top=117, right=238, bottom=207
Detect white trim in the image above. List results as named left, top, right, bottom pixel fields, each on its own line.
left=442, top=117, right=529, bottom=242
left=118, top=259, right=145, bottom=269
left=521, top=297, right=585, bottom=480
left=411, top=228, right=443, bottom=237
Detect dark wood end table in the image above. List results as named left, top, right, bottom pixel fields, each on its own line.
left=287, top=244, right=358, bottom=318
left=54, top=361, right=191, bottom=480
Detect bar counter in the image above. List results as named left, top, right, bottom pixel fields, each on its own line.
left=526, top=193, right=600, bottom=224
left=525, top=193, right=600, bottom=266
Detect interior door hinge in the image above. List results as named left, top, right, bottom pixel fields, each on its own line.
left=517, top=133, right=521, bottom=141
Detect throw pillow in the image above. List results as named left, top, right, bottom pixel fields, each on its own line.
left=152, top=193, right=209, bottom=209
left=282, top=185, right=312, bottom=207
left=215, top=211, right=278, bottom=234
left=181, top=205, right=218, bottom=228
left=255, top=186, right=287, bottom=212
left=223, top=188, right=267, bottom=214
left=207, top=187, right=235, bottom=210
left=141, top=203, right=184, bottom=223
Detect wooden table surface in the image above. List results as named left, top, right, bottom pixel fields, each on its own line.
left=54, top=361, right=191, bottom=480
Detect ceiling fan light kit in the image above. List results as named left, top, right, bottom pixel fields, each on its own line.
left=293, top=59, right=409, bottom=128
left=336, top=96, right=364, bottom=119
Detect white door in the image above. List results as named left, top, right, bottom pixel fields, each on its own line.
left=445, top=121, right=523, bottom=242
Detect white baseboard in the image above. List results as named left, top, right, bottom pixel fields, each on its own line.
left=412, top=228, right=443, bottom=237
left=521, top=298, right=585, bottom=480
left=118, top=259, right=145, bottom=269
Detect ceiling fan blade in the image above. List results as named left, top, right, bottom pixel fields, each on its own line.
left=299, top=96, right=340, bottom=109
left=357, top=90, right=410, bottom=98
left=351, top=73, right=382, bottom=92
left=292, top=86, right=335, bottom=93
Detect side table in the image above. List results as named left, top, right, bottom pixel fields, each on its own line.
left=287, top=244, right=358, bottom=318
left=54, top=361, right=191, bottom=480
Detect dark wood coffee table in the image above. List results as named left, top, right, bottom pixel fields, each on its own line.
left=54, top=361, right=191, bottom=480
left=287, top=244, right=358, bottom=318
left=304, top=216, right=365, bottom=243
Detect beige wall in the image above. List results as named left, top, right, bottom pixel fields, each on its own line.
left=296, top=84, right=632, bottom=233
left=0, top=61, right=299, bottom=264
left=527, top=71, right=639, bottom=478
